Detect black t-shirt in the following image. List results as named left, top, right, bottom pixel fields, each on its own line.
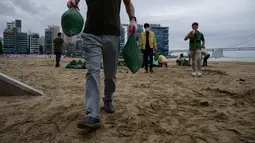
left=84, top=0, right=121, bottom=36
left=53, top=37, right=64, bottom=53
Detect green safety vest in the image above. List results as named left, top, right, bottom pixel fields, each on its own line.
left=189, top=32, right=204, bottom=49
left=201, top=50, right=209, bottom=56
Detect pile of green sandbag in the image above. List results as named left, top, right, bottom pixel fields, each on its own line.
left=177, top=59, right=189, bottom=66
left=66, top=60, right=86, bottom=69
left=118, top=61, right=126, bottom=66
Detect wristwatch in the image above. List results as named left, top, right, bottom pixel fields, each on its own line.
left=130, top=16, right=137, bottom=21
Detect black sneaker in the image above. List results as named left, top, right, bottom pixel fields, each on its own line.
left=103, top=97, right=115, bottom=113
left=77, top=116, right=101, bottom=129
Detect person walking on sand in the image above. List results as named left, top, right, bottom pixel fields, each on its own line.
left=184, top=22, right=205, bottom=77
left=140, top=23, right=157, bottom=73
left=67, top=0, right=136, bottom=129
left=53, top=32, right=64, bottom=67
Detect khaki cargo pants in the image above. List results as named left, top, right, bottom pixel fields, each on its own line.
left=189, top=49, right=202, bottom=73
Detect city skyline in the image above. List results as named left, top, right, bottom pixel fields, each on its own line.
left=1, top=18, right=170, bottom=56
left=0, top=0, right=254, bottom=51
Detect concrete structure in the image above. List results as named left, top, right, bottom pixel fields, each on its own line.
left=29, top=33, right=40, bottom=54
left=44, top=29, right=53, bottom=54
left=0, top=72, right=44, bottom=96
left=150, top=24, right=169, bottom=56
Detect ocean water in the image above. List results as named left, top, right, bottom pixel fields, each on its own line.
left=170, top=51, right=255, bottom=62
left=209, top=57, right=255, bottom=62
left=169, top=57, right=255, bottom=62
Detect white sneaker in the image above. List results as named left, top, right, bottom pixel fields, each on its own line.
left=192, top=72, right=196, bottom=76
left=197, top=72, right=202, bottom=77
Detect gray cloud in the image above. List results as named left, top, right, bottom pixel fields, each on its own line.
left=0, top=1, right=16, bottom=16
left=10, top=0, right=49, bottom=14
left=0, top=0, right=254, bottom=50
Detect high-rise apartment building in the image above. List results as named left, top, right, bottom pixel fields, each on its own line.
left=48, top=25, right=60, bottom=40
left=39, top=36, right=45, bottom=47
left=45, top=29, right=53, bottom=54
left=16, top=32, right=28, bottom=54
left=3, top=21, right=15, bottom=54
left=15, top=19, right=21, bottom=33
left=39, top=36, right=45, bottom=53
left=150, top=24, right=169, bottom=56
left=3, top=19, right=26, bottom=54
left=3, top=32, right=14, bottom=54
left=29, top=33, right=40, bottom=54
left=45, top=25, right=60, bottom=53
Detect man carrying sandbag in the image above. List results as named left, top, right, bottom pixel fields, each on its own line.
left=67, top=0, right=136, bottom=129
left=140, top=23, right=157, bottom=73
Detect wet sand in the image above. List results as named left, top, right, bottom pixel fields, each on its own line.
left=0, top=58, right=254, bottom=143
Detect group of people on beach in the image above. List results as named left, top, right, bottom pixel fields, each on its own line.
left=140, top=21, right=210, bottom=77
left=51, top=0, right=210, bottom=129
left=176, top=46, right=210, bottom=68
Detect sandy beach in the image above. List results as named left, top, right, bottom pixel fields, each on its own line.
left=0, top=58, right=254, bottom=143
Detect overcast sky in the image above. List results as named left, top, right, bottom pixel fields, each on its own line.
left=0, top=0, right=254, bottom=50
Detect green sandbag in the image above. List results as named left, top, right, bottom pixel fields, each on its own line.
left=123, top=35, right=143, bottom=73
left=61, top=8, right=84, bottom=37
left=154, top=55, right=159, bottom=61
left=77, top=60, right=83, bottom=65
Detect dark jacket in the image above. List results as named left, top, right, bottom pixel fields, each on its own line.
left=53, top=37, right=64, bottom=53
